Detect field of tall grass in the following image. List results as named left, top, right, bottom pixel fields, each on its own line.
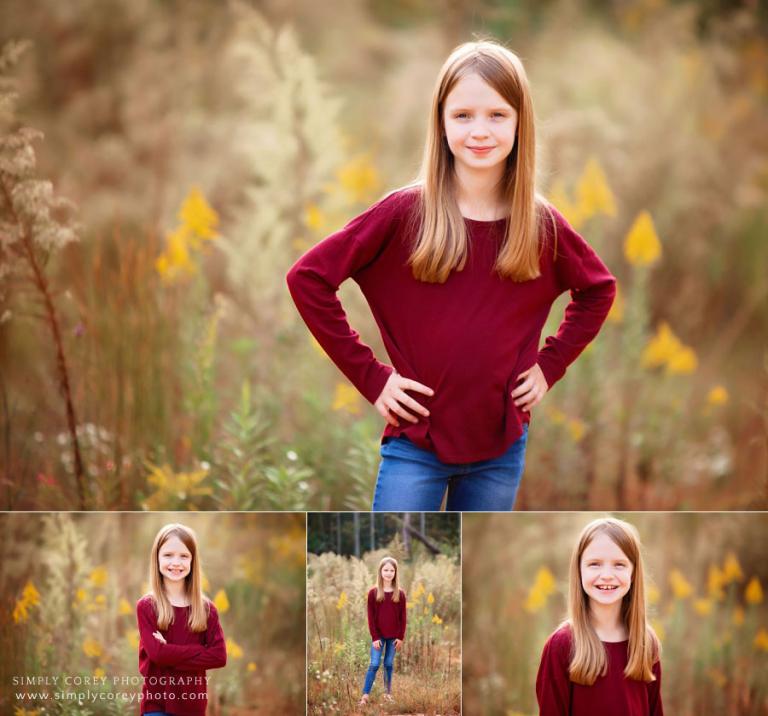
left=1, top=1, right=766, bottom=510
left=462, top=513, right=768, bottom=716
left=0, top=513, right=306, bottom=715
left=307, top=544, right=461, bottom=715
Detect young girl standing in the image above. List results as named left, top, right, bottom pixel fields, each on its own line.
left=359, top=557, right=407, bottom=707
left=136, top=524, right=227, bottom=716
left=287, top=39, right=616, bottom=511
left=536, top=517, right=664, bottom=716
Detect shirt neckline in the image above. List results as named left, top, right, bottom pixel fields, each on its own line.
left=462, top=215, right=508, bottom=225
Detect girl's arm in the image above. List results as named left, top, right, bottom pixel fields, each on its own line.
left=398, top=590, right=407, bottom=641
left=171, top=603, right=227, bottom=671
left=367, top=589, right=381, bottom=642
left=648, top=659, right=664, bottom=716
left=535, top=631, right=572, bottom=716
left=136, top=599, right=226, bottom=670
left=536, top=206, right=617, bottom=390
left=137, top=599, right=206, bottom=667
left=286, top=192, right=409, bottom=405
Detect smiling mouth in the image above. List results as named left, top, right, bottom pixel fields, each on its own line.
left=468, top=146, right=494, bottom=152
left=596, top=585, right=618, bottom=590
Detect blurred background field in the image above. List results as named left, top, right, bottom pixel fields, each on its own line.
left=0, top=512, right=306, bottom=714
left=307, top=512, right=461, bottom=715
left=1, top=0, right=767, bottom=510
left=462, top=512, right=768, bottom=716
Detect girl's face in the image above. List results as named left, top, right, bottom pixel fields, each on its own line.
left=580, top=532, right=633, bottom=607
left=442, top=72, right=518, bottom=178
left=158, top=535, right=192, bottom=583
left=380, top=563, right=396, bottom=584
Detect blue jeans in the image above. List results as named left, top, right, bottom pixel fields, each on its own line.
left=372, top=424, right=529, bottom=511
left=362, top=638, right=396, bottom=695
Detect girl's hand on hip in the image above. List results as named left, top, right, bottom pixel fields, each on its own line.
left=395, top=639, right=403, bottom=651
left=152, top=631, right=167, bottom=644
left=372, top=640, right=382, bottom=650
left=511, top=364, right=549, bottom=412
left=374, top=372, right=434, bottom=427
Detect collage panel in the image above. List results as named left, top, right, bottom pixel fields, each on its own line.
left=1, top=512, right=306, bottom=715
left=307, top=512, right=461, bottom=716
left=462, top=512, right=768, bottom=716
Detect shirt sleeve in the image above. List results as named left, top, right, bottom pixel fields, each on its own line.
left=367, top=589, right=381, bottom=642
left=398, top=591, right=407, bottom=641
left=536, top=205, right=617, bottom=390
left=535, top=631, right=572, bottom=716
left=172, top=603, right=227, bottom=671
left=648, top=659, right=664, bottom=716
left=286, top=192, right=408, bottom=404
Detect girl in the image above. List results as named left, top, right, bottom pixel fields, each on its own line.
left=359, top=556, right=407, bottom=707
left=536, top=517, right=664, bottom=716
left=286, top=40, right=616, bottom=511
left=136, top=524, right=227, bottom=716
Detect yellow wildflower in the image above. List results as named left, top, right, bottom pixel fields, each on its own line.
left=707, top=386, right=729, bottom=406
left=432, top=614, right=443, bottom=625
left=693, top=598, right=713, bottom=616
left=12, top=581, right=41, bottom=624
left=708, top=565, right=726, bottom=601
left=21, top=581, right=40, bottom=607
left=336, top=591, right=348, bottom=610
left=142, top=463, right=212, bottom=510
left=427, top=592, right=435, bottom=605
left=125, top=630, right=140, bottom=649
left=332, top=383, right=362, bottom=415
left=577, top=157, right=616, bottom=220
left=247, top=662, right=257, bottom=672
left=226, top=638, right=244, bottom=659
left=89, top=566, right=108, bottom=588
left=178, top=187, right=219, bottom=244
left=607, top=282, right=624, bottom=323
left=650, top=619, right=665, bottom=642
left=722, top=553, right=743, bottom=583
left=745, top=577, right=763, bottom=605
left=641, top=322, right=697, bottom=374
left=647, top=583, right=660, bottom=605
left=754, top=628, right=768, bottom=652
left=337, top=154, right=380, bottom=204
left=524, top=566, right=557, bottom=613
left=669, top=569, right=693, bottom=599
left=334, top=642, right=344, bottom=654
left=82, top=637, right=103, bottom=658
left=666, top=345, right=698, bottom=375
left=547, top=407, right=567, bottom=425
left=423, top=607, right=429, bottom=615
left=624, top=211, right=661, bottom=266
left=304, top=204, right=326, bottom=231
left=94, top=668, right=106, bottom=679
left=548, top=179, right=584, bottom=230
left=213, top=590, right=230, bottom=614
left=567, top=418, right=586, bottom=443
left=119, top=598, right=133, bottom=616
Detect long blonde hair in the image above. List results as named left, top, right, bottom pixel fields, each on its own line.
left=375, top=556, right=402, bottom=603
left=147, top=523, right=209, bottom=632
left=409, top=39, right=555, bottom=284
left=567, top=517, right=660, bottom=685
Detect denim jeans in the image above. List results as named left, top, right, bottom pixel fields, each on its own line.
left=362, top=638, right=396, bottom=695
left=372, top=424, right=529, bottom=511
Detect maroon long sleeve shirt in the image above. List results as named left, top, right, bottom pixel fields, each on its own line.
left=536, top=625, right=664, bottom=716
left=136, top=596, right=227, bottom=715
left=367, top=588, right=407, bottom=641
left=287, top=186, right=616, bottom=463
